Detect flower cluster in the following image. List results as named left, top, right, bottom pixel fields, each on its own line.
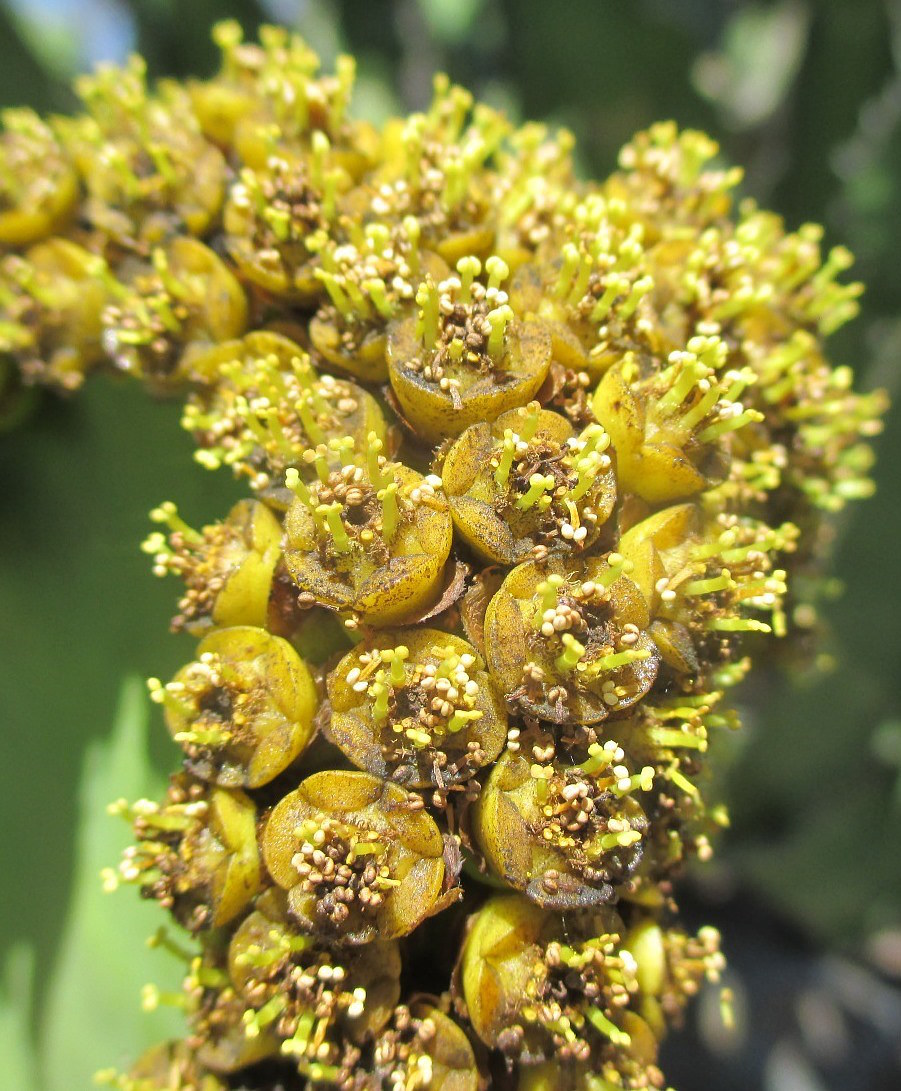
left=3, top=23, right=885, bottom=1091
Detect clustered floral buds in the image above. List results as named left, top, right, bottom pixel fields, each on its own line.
left=3, top=22, right=885, bottom=1091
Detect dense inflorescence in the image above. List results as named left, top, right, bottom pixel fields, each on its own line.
left=4, top=24, right=886, bottom=1091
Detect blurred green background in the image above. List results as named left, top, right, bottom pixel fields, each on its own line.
left=1, top=1, right=899, bottom=1088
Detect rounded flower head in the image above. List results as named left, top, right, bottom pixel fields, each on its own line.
left=0, top=109, right=79, bottom=247
left=6, top=23, right=885, bottom=1091
left=374, top=73, right=509, bottom=262
left=183, top=331, right=386, bottom=492
left=618, top=502, right=794, bottom=647
left=327, top=628, right=507, bottom=795
left=283, top=431, right=453, bottom=626
left=473, top=731, right=652, bottom=909
left=1, top=238, right=112, bottom=389
left=262, top=770, right=447, bottom=944
left=485, top=555, right=659, bottom=725
left=387, top=255, right=552, bottom=443
left=223, top=146, right=343, bottom=301
left=151, top=626, right=317, bottom=788
left=461, top=894, right=722, bottom=1083
left=225, top=888, right=401, bottom=1078
left=460, top=895, right=637, bottom=1064
left=142, top=499, right=283, bottom=635
left=101, top=238, right=247, bottom=385
left=61, top=55, right=226, bottom=247
left=441, top=402, right=616, bottom=564
left=593, top=338, right=764, bottom=504
left=108, top=774, right=261, bottom=932
left=308, top=218, right=439, bottom=384
left=192, top=21, right=364, bottom=167
left=514, top=196, right=659, bottom=380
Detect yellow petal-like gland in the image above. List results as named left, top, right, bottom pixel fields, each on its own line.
left=618, top=504, right=698, bottom=589
left=195, top=1021, right=279, bottom=1077
left=201, top=786, right=263, bottom=926
left=166, top=237, right=249, bottom=357
left=473, top=742, right=648, bottom=910
left=413, top=1007, right=480, bottom=1091
left=283, top=460, right=453, bottom=627
left=327, top=627, right=507, bottom=789
left=484, top=556, right=659, bottom=724
left=309, top=314, right=389, bottom=382
left=187, top=74, right=258, bottom=151
left=441, top=404, right=616, bottom=564
left=646, top=617, right=700, bottom=674
left=261, top=770, right=446, bottom=944
left=161, top=625, right=317, bottom=788
left=208, top=501, right=282, bottom=630
left=387, top=312, right=552, bottom=444
left=460, top=893, right=548, bottom=1050
left=624, top=919, right=667, bottom=997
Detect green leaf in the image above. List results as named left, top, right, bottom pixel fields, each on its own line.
left=40, top=676, right=184, bottom=1091
left=0, top=946, right=39, bottom=1091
